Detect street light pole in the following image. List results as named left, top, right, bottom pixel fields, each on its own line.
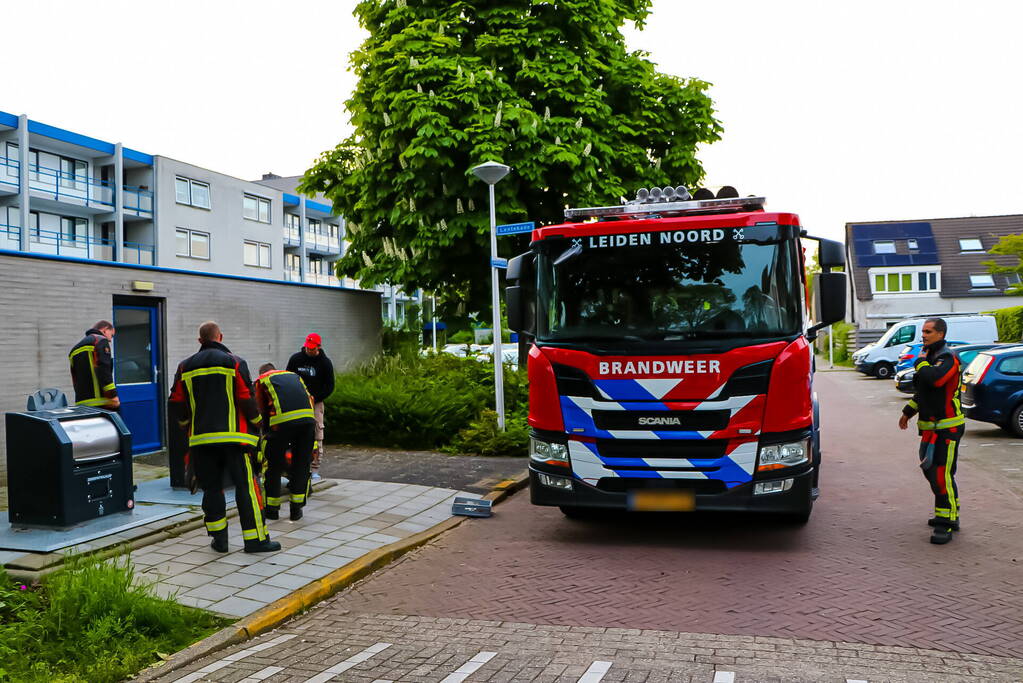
left=471, top=161, right=511, bottom=430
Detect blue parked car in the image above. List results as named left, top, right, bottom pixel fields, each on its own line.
left=961, top=346, right=1023, bottom=436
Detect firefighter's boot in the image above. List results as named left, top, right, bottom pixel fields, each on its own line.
left=210, top=529, right=229, bottom=553
left=290, top=503, right=304, bottom=521
left=928, top=516, right=959, bottom=531
left=264, top=505, right=280, bottom=521
left=244, top=538, right=282, bottom=553
left=930, top=526, right=954, bottom=544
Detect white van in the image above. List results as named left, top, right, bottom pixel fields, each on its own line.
left=851, top=314, right=998, bottom=379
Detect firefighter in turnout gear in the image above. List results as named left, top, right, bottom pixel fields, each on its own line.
left=899, top=317, right=964, bottom=545
left=169, top=321, right=280, bottom=554
left=254, top=363, right=316, bottom=521
left=69, top=320, right=120, bottom=410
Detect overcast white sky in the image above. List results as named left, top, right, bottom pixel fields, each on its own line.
left=5, top=1, right=1021, bottom=241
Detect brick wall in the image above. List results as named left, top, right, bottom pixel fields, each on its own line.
left=0, top=251, right=381, bottom=486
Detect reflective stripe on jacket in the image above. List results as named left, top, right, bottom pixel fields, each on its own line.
left=168, top=341, right=261, bottom=447
left=69, top=329, right=117, bottom=406
left=902, top=340, right=965, bottom=432
left=255, top=370, right=316, bottom=429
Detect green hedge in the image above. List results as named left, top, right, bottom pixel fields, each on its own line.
left=324, top=354, right=528, bottom=456
left=983, top=305, right=1023, bottom=342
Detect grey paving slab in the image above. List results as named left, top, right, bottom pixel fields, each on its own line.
left=210, top=595, right=265, bottom=617
left=234, top=584, right=291, bottom=603
left=0, top=503, right=187, bottom=552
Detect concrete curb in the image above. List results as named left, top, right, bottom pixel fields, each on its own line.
left=130, top=471, right=529, bottom=682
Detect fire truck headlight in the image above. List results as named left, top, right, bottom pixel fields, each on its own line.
left=530, top=438, right=570, bottom=466
left=756, top=439, right=810, bottom=472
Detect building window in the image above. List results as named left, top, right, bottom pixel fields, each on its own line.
left=244, top=240, right=271, bottom=268
left=907, top=239, right=919, bottom=250
left=284, top=213, right=300, bottom=230
left=959, top=238, right=984, bottom=252
left=873, top=270, right=939, bottom=294
left=308, top=218, right=322, bottom=234
left=285, top=252, right=300, bottom=271
left=243, top=194, right=271, bottom=223
left=969, top=273, right=995, bottom=288
left=916, top=272, right=938, bottom=291
left=175, top=177, right=211, bottom=209
left=1004, top=273, right=1022, bottom=286
left=175, top=228, right=210, bottom=259
left=329, top=223, right=339, bottom=239
left=60, top=216, right=86, bottom=244
left=873, top=240, right=896, bottom=254
left=59, top=156, right=88, bottom=190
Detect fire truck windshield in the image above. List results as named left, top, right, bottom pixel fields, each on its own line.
left=536, top=232, right=802, bottom=343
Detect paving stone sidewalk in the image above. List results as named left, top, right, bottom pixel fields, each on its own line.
left=132, top=479, right=476, bottom=617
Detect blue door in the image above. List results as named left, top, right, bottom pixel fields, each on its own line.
left=113, top=304, right=162, bottom=454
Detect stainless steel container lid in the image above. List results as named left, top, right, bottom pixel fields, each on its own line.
left=62, top=416, right=121, bottom=462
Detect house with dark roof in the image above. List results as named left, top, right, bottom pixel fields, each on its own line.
left=844, top=214, right=1023, bottom=330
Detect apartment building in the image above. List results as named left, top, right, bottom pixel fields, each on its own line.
left=0, top=111, right=381, bottom=483
left=845, top=214, right=1023, bottom=330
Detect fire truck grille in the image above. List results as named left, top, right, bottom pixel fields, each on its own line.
left=594, top=439, right=728, bottom=460
left=592, top=410, right=729, bottom=431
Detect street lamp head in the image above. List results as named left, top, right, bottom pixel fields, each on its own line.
left=471, top=161, right=510, bottom=185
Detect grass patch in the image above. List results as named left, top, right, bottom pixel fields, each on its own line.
left=0, top=557, right=227, bottom=683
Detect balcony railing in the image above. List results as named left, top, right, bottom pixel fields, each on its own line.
left=307, top=272, right=340, bottom=287
left=0, top=157, right=19, bottom=191
left=304, top=230, right=342, bottom=253
left=123, top=184, right=154, bottom=215
left=27, top=162, right=115, bottom=208
left=0, top=223, right=153, bottom=264
left=283, top=227, right=301, bottom=247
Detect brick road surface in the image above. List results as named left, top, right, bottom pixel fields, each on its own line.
left=331, top=370, right=1023, bottom=660
left=160, top=613, right=1023, bottom=682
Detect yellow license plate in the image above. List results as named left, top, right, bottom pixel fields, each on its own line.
left=629, top=489, right=696, bottom=512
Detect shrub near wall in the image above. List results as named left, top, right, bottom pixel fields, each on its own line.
left=323, top=354, right=529, bottom=455
left=984, top=305, right=1023, bottom=342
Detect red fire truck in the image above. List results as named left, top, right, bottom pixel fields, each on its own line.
left=505, top=187, right=846, bottom=523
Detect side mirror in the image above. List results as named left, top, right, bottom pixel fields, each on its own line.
left=506, top=252, right=535, bottom=334
left=808, top=272, right=847, bottom=340
left=818, top=238, right=845, bottom=270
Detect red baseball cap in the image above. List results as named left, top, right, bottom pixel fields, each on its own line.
left=304, top=333, right=322, bottom=349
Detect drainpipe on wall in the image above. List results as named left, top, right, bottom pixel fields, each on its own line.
left=299, top=197, right=307, bottom=283
left=114, top=143, right=124, bottom=262
left=17, top=115, right=29, bottom=252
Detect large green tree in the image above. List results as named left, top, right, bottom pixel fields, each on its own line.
left=301, top=0, right=722, bottom=314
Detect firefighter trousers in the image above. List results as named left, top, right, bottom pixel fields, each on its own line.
left=192, top=444, right=268, bottom=542
left=264, top=421, right=315, bottom=510
left=918, top=428, right=961, bottom=527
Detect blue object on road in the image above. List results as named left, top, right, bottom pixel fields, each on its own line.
left=496, top=221, right=535, bottom=236
left=452, top=497, right=493, bottom=517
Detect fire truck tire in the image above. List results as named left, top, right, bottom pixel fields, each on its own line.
left=873, top=362, right=894, bottom=379
left=1009, top=404, right=1023, bottom=438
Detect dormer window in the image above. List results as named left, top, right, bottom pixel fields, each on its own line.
left=907, top=239, right=919, bottom=250
left=959, top=238, right=984, bottom=252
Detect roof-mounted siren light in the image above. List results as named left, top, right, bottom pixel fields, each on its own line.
left=675, top=186, right=692, bottom=201
left=692, top=187, right=715, bottom=200
left=635, top=188, right=649, bottom=203
left=649, top=187, right=663, bottom=202
left=716, top=186, right=739, bottom=199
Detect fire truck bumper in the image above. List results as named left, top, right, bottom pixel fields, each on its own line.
left=529, top=464, right=814, bottom=515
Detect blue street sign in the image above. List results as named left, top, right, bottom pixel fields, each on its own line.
left=496, top=221, right=535, bottom=236
left=491, top=258, right=508, bottom=269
